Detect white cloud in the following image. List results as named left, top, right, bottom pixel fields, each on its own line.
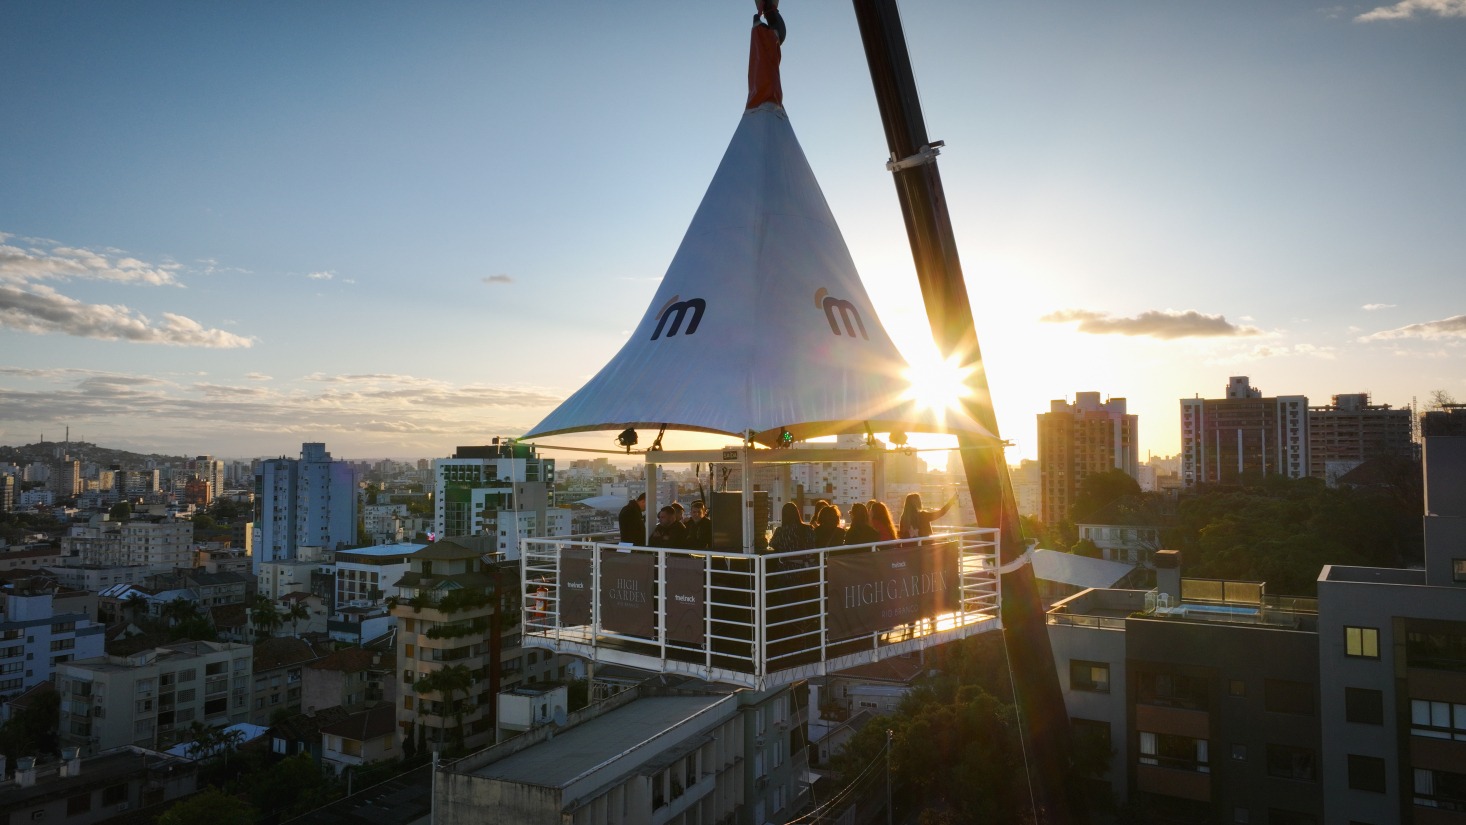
left=0, top=242, right=180, bottom=287
left=1040, top=308, right=1262, bottom=339
left=1356, top=0, right=1466, bottom=20
left=245, top=372, right=273, bottom=381
left=306, top=271, right=335, bottom=280
left=1362, top=303, right=1396, bottom=311
left=0, top=284, right=254, bottom=348
left=483, top=274, right=513, bottom=285
left=1361, top=314, right=1466, bottom=341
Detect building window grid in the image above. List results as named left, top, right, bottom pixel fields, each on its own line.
left=1345, top=626, right=1380, bottom=659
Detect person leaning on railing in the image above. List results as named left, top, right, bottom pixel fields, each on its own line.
left=769, top=502, right=815, bottom=552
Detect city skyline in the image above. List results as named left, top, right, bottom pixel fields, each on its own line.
left=3, top=2, right=1463, bottom=466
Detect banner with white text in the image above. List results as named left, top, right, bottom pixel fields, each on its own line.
left=826, top=542, right=959, bottom=639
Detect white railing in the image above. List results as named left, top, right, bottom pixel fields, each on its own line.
left=520, top=527, right=1001, bottom=689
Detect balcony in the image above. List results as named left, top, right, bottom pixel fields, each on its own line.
left=521, top=528, right=1001, bottom=690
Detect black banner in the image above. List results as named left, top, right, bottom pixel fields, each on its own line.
left=559, top=548, right=593, bottom=626
left=600, top=549, right=656, bottom=637
left=665, top=555, right=706, bottom=645
left=826, top=541, right=959, bottom=639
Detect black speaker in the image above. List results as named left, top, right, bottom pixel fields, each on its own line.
left=710, top=490, right=769, bottom=552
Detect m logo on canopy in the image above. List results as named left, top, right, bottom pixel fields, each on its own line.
left=651, top=295, right=706, bottom=340
left=815, top=287, right=869, bottom=340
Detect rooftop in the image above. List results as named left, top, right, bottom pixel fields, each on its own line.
left=467, top=694, right=730, bottom=789
left=1320, top=564, right=1427, bottom=586
left=337, top=543, right=426, bottom=560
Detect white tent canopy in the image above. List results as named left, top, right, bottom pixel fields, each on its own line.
left=524, top=103, right=994, bottom=448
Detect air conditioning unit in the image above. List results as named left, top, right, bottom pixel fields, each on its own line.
left=774, top=721, right=788, bottom=731
left=754, top=736, right=765, bottom=747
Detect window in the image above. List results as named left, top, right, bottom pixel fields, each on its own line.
left=1070, top=660, right=1110, bottom=693
left=1232, top=744, right=1247, bottom=761
left=67, top=792, right=92, bottom=815
left=1409, top=698, right=1466, bottom=740
left=1454, top=559, right=1466, bottom=584
left=1345, top=626, right=1379, bottom=659
left=403, top=696, right=414, bottom=710
left=1139, top=732, right=1209, bottom=773
left=1265, top=744, right=1317, bottom=782
left=1264, top=680, right=1315, bottom=716
left=1136, top=671, right=1208, bottom=710
left=1348, top=755, right=1386, bottom=793
left=1345, top=688, right=1384, bottom=726
left=1229, top=680, right=1246, bottom=697
left=102, top=784, right=128, bottom=806
left=1414, top=767, right=1466, bottom=811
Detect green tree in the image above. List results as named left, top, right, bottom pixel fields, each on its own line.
left=123, top=592, right=151, bottom=623
left=414, top=664, right=475, bottom=754
left=0, top=689, right=60, bottom=764
left=240, top=753, right=337, bottom=819
left=108, top=501, right=132, bottom=522
left=284, top=601, right=310, bottom=637
left=157, top=787, right=257, bottom=825
left=1071, top=468, right=1142, bottom=524
left=250, top=596, right=283, bottom=642
left=163, top=597, right=200, bottom=627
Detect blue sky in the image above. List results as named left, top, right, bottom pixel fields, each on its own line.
left=2, top=1, right=1463, bottom=464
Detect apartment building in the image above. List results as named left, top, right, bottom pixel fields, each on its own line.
left=1307, top=393, right=1414, bottom=482
left=433, top=441, right=560, bottom=550
left=1048, top=434, right=1466, bottom=822
left=437, top=680, right=808, bottom=825
left=57, top=641, right=253, bottom=754
left=1, top=584, right=106, bottom=696
left=249, top=637, right=331, bottom=725
left=1181, top=377, right=1309, bottom=487
left=257, top=442, right=358, bottom=575
left=1038, top=392, right=1139, bottom=525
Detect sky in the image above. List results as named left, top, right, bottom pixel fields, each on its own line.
left=2, top=1, right=1464, bottom=468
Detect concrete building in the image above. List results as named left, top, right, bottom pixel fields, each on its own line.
left=0, top=584, right=106, bottom=696
left=1038, top=392, right=1139, bottom=524
left=257, top=442, right=358, bottom=575
left=433, top=441, right=559, bottom=550
left=1307, top=393, right=1414, bottom=483
left=1181, top=377, right=1309, bottom=487
left=1046, top=555, right=1322, bottom=820
left=257, top=545, right=331, bottom=601
left=249, top=637, right=332, bottom=725
left=57, top=640, right=254, bottom=754
left=304, top=647, right=395, bottom=715
left=0, top=746, right=202, bottom=825
left=335, top=542, right=417, bottom=608
left=1047, top=434, right=1466, bottom=823
left=0, top=473, right=14, bottom=513
left=1315, top=434, right=1466, bottom=825
left=393, top=541, right=518, bottom=753
left=436, top=680, right=808, bottom=825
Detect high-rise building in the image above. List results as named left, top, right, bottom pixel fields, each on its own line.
left=0, top=474, right=14, bottom=513
left=256, top=443, right=359, bottom=575
left=433, top=441, right=559, bottom=549
left=1037, top=392, right=1139, bottom=525
left=51, top=459, right=81, bottom=499
left=1180, top=376, right=1308, bottom=487
left=1306, top=393, right=1414, bottom=482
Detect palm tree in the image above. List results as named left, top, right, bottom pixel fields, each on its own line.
left=163, top=597, right=199, bottom=628
left=123, top=592, right=150, bottom=624
left=250, top=596, right=283, bottom=642
left=284, top=601, right=310, bottom=637
left=413, top=664, right=474, bottom=754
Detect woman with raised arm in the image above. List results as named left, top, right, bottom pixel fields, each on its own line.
left=898, top=492, right=956, bottom=540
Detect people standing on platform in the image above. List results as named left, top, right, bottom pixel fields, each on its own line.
left=685, top=499, right=713, bottom=550
left=869, top=501, right=898, bottom=543
left=649, top=505, right=688, bottom=548
left=812, top=503, right=845, bottom=547
left=899, top=492, right=956, bottom=539
left=769, top=501, right=815, bottom=552
left=619, top=492, right=646, bottom=544
left=844, top=502, right=879, bottom=546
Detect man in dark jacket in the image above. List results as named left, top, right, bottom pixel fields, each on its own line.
left=619, top=493, right=646, bottom=544
left=685, top=499, right=713, bottom=549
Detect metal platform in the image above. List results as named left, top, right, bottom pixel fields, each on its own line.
left=521, top=528, right=1002, bottom=690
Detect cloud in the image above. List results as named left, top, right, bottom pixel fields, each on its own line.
left=306, top=271, right=334, bottom=281
left=1360, top=314, right=1466, bottom=341
left=0, top=284, right=254, bottom=348
left=482, top=274, right=513, bottom=285
left=1357, top=0, right=1466, bottom=20
left=245, top=372, right=273, bottom=381
left=1040, top=308, right=1262, bottom=339
left=0, top=242, right=180, bottom=287
left=1362, top=303, right=1396, bottom=311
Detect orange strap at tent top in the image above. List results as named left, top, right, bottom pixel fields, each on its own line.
left=746, top=23, right=782, bottom=110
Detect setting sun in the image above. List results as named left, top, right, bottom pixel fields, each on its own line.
left=902, top=353, right=974, bottom=416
